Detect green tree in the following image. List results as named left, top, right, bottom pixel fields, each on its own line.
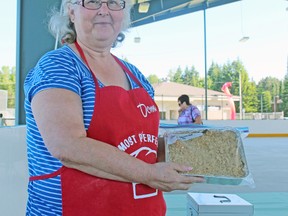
left=208, top=62, right=224, bottom=91
left=281, top=74, right=288, bottom=116
left=147, top=59, right=285, bottom=117
left=257, top=76, right=281, bottom=97
left=243, top=81, right=258, bottom=113
left=0, top=66, right=16, bottom=108
left=257, top=76, right=282, bottom=113
left=261, top=91, right=273, bottom=112
left=213, top=59, right=255, bottom=113
left=235, top=61, right=257, bottom=113
left=182, top=66, right=203, bottom=87
left=168, top=66, right=183, bottom=83
left=146, top=74, right=161, bottom=84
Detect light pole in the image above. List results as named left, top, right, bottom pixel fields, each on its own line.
left=238, top=0, right=249, bottom=120
left=239, top=71, right=242, bottom=120
left=260, top=93, right=263, bottom=119
left=203, top=2, right=208, bottom=120
left=239, top=0, right=249, bottom=43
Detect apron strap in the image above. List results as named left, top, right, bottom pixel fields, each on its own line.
left=74, top=41, right=99, bottom=90
left=29, top=166, right=66, bottom=181
left=111, top=55, right=143, bottom=88
left=74, top=40, right=144, bottom=89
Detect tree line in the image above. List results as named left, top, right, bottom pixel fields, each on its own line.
left=1, top=61, right=288, bottom=117
left=147, top=59, right=288, bottom=117
left=0, top=66, right=16, bottom=108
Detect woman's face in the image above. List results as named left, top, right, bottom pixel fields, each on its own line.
left=68, top=1, right=125, bottom=48
left=178, top=101, right=187, bottom=110
left=178, top=101, right=184, bottom=110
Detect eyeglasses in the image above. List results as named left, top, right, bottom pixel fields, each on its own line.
left=76, top=0, right=125, bottom=11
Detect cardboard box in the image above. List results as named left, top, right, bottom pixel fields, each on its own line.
left=187, top=193, right=254, bottom=216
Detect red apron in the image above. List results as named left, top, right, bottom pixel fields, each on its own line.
left=29, top=42, right=166, bottom=216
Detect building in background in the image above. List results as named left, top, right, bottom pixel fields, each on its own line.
left=152, top=82, right=240, bottom=120
left=0, top=89, right=15, bottom=126
left=0, top=90, right=8, bottom=112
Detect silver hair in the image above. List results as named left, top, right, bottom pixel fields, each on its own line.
left=48, top=0, right=132, bottom=46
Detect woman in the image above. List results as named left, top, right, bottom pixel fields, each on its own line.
left=24, top=0, right=204, bottom=215
left=178, top=94, right=203, bottom=125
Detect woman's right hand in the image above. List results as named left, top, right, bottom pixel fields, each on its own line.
left=144, top=162, right=205, bottom=192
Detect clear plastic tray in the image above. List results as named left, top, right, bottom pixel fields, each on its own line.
left=163, top=126, right=254, bottom=186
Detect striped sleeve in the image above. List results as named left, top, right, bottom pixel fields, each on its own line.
left=24, top=49, right=82, bottom=103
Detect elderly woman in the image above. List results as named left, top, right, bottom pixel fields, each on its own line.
left=24, top=0, right=204, bottom=215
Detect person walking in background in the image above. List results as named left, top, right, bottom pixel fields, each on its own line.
left=24, top=0, right=204, bottom=215
left=178, top=94, right=203, bottom=125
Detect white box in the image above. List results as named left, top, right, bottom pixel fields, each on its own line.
left=187, top=193, right=254, bottom=216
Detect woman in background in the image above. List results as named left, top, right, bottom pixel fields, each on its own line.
left=178, top=94, right=203, bottom=125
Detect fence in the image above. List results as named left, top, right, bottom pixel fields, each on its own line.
left=237, top=112, right=284, bottom=120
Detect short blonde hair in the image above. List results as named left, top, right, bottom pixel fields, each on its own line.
left=48, top=0, right=132, bottom=45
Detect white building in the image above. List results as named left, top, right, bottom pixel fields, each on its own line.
left=0, top=89, right=8, bottom=112
left=152, top=82, right=240, bottom=120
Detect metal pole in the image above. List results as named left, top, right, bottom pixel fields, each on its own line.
left=239, top=71, right=242, bottom=120
left=274, top=95, right=276, bottom=119
left=0, top=113, right=3, bottom=127
left=161, top=94, right=164, bottom=120
left=202, top=94, right=204, bottom=118
left=221, top=96, right=223, bottom=120
left=260, top=94, right=263, bottom=119
left=203, top=4, right=208, bottom=120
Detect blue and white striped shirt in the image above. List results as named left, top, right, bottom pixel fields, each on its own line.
left=24, top=45, right=154, bottom=215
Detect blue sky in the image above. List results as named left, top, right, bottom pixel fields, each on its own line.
left=0, top=0, right=17, bottom=69
left=1, top=0, right=287, bottom=83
